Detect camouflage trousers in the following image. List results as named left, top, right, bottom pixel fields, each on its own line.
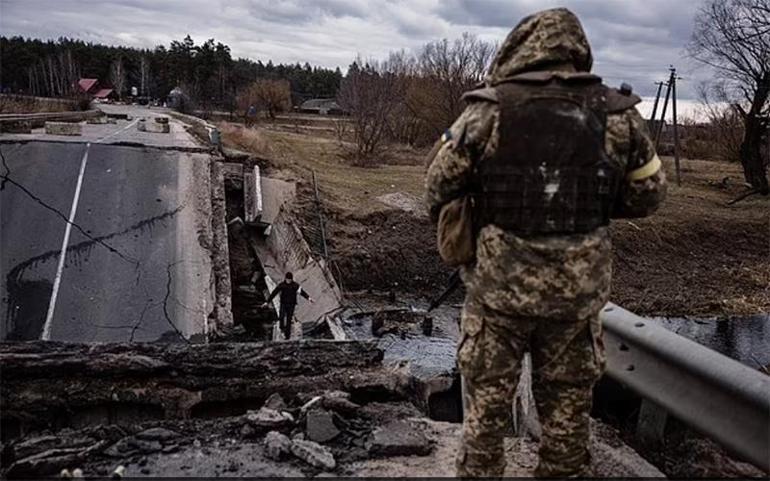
left=456, top=290, right=606, bottom=478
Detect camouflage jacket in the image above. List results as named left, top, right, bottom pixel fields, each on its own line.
left=424, top=10, right=666, bottom=320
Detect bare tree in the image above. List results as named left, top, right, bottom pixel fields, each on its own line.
left=689, top=0, right=770, bottom=194
left=410, top=33, right=495, bottom=139
left=697, top=83, right=746, bottom=164
left=110, top=56, right=127, bottom=100
left=139, top=56, right=151, bottom=97
left=237, top=79, right=291, bottom=120
left=337, top=58, right=406, bottom=164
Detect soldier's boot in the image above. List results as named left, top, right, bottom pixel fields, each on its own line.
left=455, top=303, right=528, bottom=478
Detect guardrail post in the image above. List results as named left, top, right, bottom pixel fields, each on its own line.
left=636, top=399, right=668, bottom=446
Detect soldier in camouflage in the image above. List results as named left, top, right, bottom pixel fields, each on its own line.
left=425, top=8, right=667, bottom=478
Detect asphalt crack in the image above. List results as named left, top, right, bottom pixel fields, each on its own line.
left=0, top=146, right=137, bottom=266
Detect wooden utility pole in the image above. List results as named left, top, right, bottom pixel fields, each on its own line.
left=649, top=81, right=666, bottom=133
left=670, top=67, right=682, bottom=186
left=655, top=74, right=673, bottom=149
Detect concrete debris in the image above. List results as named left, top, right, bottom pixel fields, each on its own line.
left=137, top=119, right=170, bottom=133
left=135, top=427, right=180, bottom=442
left=290, top=439, right=336, bottom=470
left=45, top=121, right=82, bottom=136
left=368, top=420, right=433, bottom=457
left=245, top=407, right=294, bottom=430
left=264, top=393, right=287, bottom=411
left=104, top=437, right=161, bottom=457
left=240, top=424, right=256, bottom=439
left=300, top=396, right=323, bottom=413
left=111, top=464, right=126, bottom=479
left=263, top=431, right=292, bottom=461
left=321, top=395, right=361, bottom=415
left=305, top=409, right=340, bottom=443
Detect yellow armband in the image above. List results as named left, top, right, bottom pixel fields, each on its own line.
left=626, top=154, right=661, bottom=181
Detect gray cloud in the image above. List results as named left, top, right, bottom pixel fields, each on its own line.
left=0, top=0, right=711, bottom=98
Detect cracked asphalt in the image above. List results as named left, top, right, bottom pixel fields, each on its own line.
left=1, top=106, right=214, bottom=342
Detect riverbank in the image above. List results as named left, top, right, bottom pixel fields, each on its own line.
left=219, top=122, right=769, bottom=319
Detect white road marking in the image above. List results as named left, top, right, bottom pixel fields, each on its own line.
left=97, top=118, right=139, bottom=144
left=40, top=118, right=140, bottom=340
left=41, top=143, right=91, bottom=340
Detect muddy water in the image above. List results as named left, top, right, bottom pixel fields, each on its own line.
left=649, top=313, right=770, bottom=369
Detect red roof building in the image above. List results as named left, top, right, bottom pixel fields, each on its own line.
left=93, top=88, right=114, bottom=99
left=78, top=78, right=99, bottom=95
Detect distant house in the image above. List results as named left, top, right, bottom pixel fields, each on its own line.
left=77, top=78, right=115, bottom=100
left=298, top=98, right=346, bottom=115
left=78, top=78, right=99, bottom=95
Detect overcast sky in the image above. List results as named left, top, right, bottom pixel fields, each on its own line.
left=1, top=0, right=712, bottom=107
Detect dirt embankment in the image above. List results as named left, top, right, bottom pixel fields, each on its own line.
left=610, top=158, right=769, bottom=317
left=220, top=121, right=769, bottom=318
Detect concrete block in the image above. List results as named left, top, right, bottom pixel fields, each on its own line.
left=154, top=116, right=169, bottom=124
left=44, top=121, right=82, bottom=136
left=137, top=119, right=170, bottom=133
left=1, top=122, right=32, bottom=134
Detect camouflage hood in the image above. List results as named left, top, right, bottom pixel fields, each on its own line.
left=486, top=8, right=593, bottom=84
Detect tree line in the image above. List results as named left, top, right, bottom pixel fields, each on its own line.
left=337, top=33, right=495, bottom=163
left=0, top=35, right=342, bottom=112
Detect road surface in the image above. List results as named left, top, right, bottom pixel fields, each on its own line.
left=0, top=105, right=214, bottom=342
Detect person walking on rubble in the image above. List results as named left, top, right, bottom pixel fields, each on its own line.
left=262, top=272, right=314, bottom=340
left=425, top=8, right=667, bottom=478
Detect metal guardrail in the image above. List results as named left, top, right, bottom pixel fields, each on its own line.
left=601, top=303, right=770, bottom=471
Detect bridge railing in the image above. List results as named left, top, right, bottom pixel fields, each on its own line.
left=602, top=303, right=769, bottom=471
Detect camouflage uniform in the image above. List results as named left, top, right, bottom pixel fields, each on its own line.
left=424, top=8, right=667, bottom=478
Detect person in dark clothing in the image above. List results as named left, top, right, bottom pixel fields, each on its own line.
left=262, top=272, right=314, bottom=340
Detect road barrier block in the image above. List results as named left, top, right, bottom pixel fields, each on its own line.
left=0, top=121, right=32, bottom=134
left=137, top=119, right=170, bottom=133
left=44, top=121, right=82, bottom=136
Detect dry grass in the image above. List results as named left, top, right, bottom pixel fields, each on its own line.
left=218, top=121, right=427, bottom=214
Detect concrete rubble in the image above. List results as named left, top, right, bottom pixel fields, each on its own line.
left=44, top=121, right=82, bottom=136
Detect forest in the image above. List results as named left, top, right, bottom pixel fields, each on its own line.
left=0, top=35, right=343, bottom=111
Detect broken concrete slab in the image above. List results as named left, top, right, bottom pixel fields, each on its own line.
left=368, top=419, right=432, bottom=457
left=259, top=177, right=296, bottom=226
left=263, top=393, right=287, bottom=411
left=305, top=408, right=340, bottom=443
left=264, top=431, right=292, bottom=460
left=290, top=439, right=336, bottom=470
left=243, top=166, right=263, bottom=223
left=44, top=121, right=82, bottom=136
left=245, top=407, right=294, bottom=430
left=135, top=427, right=180, bottom=442
left=321, top=394, right=361, bottom=415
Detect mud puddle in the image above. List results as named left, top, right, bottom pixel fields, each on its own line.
left=649, top=313, right=770, bottom=369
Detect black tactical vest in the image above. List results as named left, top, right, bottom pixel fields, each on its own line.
left=475, top=72, right=621, bottom=236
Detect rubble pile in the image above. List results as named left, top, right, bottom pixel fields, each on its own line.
left=1, top=388, right=436, bottom=478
